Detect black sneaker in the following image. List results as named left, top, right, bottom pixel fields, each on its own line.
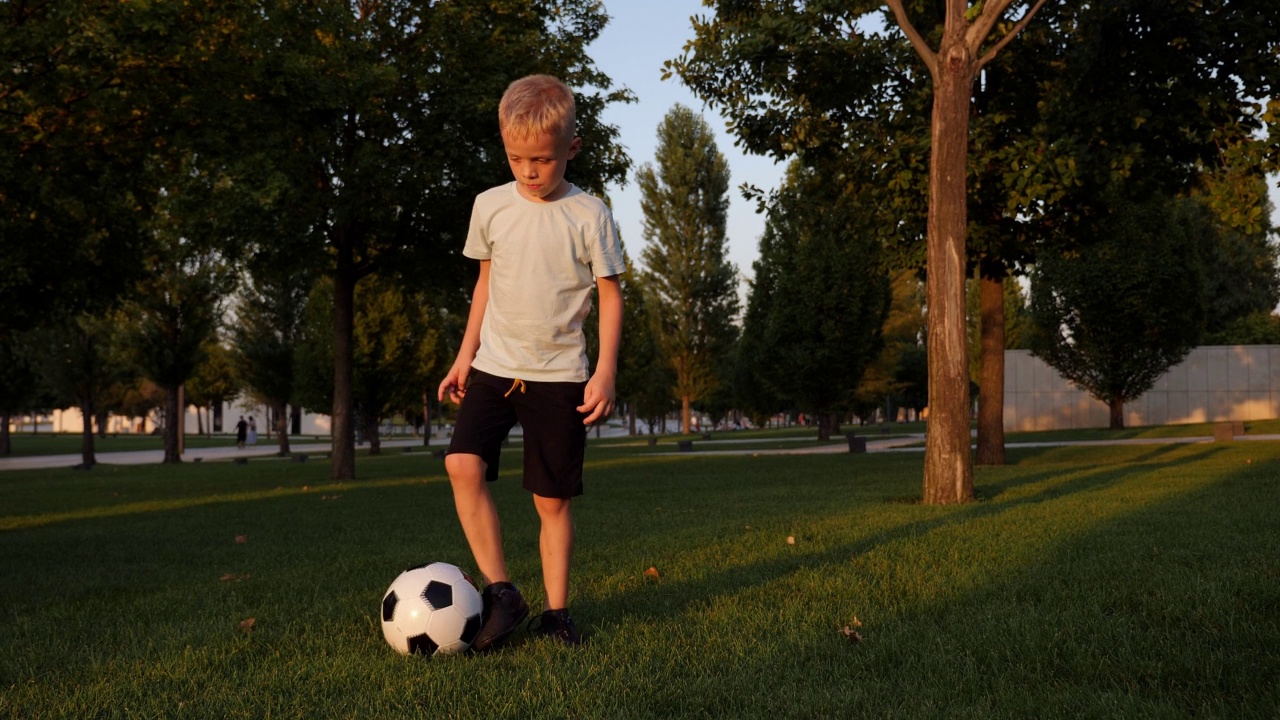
left=471, top=582, right=528, bottom=652
left=529, top=608, right=582, bottom=646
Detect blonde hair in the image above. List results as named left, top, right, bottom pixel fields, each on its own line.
left=499, top=75, right=576, bottom=141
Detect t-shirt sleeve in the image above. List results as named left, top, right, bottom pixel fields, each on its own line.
left=462, top=196, right=491, bottom=260
left=590, top=210, right=627, bottom=278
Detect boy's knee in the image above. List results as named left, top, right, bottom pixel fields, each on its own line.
left=444, top=453, right=485, bottom=486
left=533, top=493, right=572, bottom=518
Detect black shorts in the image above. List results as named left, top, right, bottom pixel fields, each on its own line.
left=446, top=369, right=589, bottom=498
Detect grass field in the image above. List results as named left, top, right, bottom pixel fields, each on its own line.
left=2, top=434, right=1278, bottom=718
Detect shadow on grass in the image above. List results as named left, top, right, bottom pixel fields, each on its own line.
left=577, top=445, right=1236, bottom=626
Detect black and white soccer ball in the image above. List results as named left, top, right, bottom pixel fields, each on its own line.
left=380, top=562, right=483, bottom=656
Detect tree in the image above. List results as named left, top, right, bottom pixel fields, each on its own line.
left=0, top=333, right=44, bottom=456
left=1, top=1, right=277, bottom=338
left=31, top=313, right=132, bottom=467
left=1028, top=195, right=1210, bottom=429
left=858, top=270, right=928, bottom=424
left=670, top=1, right=1046, bottom=502
left=638, top=105, right=740, bottom=434
left=186, top=339, right=240, bottom=437
left=671, top=1, right=1280, bottom=495
left=350, top=277, right=442, bottom=455
left=743, top=161, right=891, bottom=440
left=219, top=0, right=632, bottom=480
left=229, top=266, right=313, bottom=455
left=124, top=235, right=227, bottom=463
left=295, top=276, right=443, bottom=454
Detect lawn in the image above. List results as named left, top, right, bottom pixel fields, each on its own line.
left=1, top=437, right=1277, bottom=718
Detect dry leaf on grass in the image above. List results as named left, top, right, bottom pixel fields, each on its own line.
left=234, top=535, right=248, bottom=545
left=842, top=616, right=864, bottom=643
left=786, top=536, right=796, bottom=545
left=238, top=618, right=256, bottom=632
left=219, top=573, right=252, bottom=582
left=643, top=566, right=660, bottom=581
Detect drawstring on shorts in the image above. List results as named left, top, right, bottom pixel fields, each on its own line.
left=503, top=378, right=527, bottom=398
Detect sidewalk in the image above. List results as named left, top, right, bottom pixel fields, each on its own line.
left=0, top=439, right=425, bottom=472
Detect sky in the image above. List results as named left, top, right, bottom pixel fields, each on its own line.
left=585, top=2, right=1280, bottom=287
left=585, top=1, right=785, bottom=283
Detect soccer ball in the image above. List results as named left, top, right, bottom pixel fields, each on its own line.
left=380, top=562, right=483, bottom=656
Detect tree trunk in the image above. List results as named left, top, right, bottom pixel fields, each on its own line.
left=422, top=389, right=431, bottom=446
left=80, top=389, right=96, bottom=467
left=816, top=412, right=833, bottom=441
left=367, top=415, right=382, bottom=455
left=331, top=252, right=357, bottom=480
left=1109, top=398, right=1125, bottom=429
left=0, top=412, right=9, bottom=455
left=976, top=269, right=1007, bottom=466
left=274, top=400, right=290, bottom=455
left=922, top=37, right=976, bottom=505
left=162, top=386, right=181, bottom=463
left=681, top=394, right=692, bottom=435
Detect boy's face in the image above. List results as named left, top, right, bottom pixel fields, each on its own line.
left=502, top=130, right=581, bottom=203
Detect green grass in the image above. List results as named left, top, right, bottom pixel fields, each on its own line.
left=2, top=437, right=1278, bottom=718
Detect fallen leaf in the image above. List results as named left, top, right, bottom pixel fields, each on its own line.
left=219, top=573, right=235, bottom=582
left=849, top=615, right=863, bottom=628
left=786, top=536, right=796, bottom=545
left=234, top=535, right=248, bottom=545
left=841, top=626, right=863, bottom=643
left=643, top=566, right=660, bottom=581
left=238, top=617, right=256, bottom=632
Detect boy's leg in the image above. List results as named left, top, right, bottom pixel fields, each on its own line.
left=444, top=370, right=527, bottom=651
left=444, top=452, right=508, bottom=584
left=532, top=493, right=574, bottom=611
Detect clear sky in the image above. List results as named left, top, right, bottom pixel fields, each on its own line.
left=586, top=2, right=1280, bottom=286
left=586, top=1, right=785, bottom=284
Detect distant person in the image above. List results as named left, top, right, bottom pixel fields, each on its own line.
left=235, top=416, right=247, bottom=449
left=246, top=417, right=258, bottom=446
left=437, top=75, right=624, bottom=650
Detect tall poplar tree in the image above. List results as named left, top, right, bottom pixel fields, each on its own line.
left=637, top=105, right=739, bottom=434
left=745, top=161, right=891, bottom=440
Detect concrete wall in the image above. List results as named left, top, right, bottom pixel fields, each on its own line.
left=1004, top=345, right=1280, bottom=431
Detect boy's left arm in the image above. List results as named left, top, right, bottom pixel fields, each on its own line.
left=579, top=275, right=622, bottom=425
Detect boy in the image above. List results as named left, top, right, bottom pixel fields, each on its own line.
left=437, top=74, right=624, bottom=650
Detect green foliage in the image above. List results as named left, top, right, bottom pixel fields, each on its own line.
left=1029, top=195, right=1211, bottom=425
left=856, top=270, right=927, bottom=421
left=186, top=340, right=240, bottom=416
left=742, top=161, right=890, bottom=432
left=294, top=275, right=442, bottom=442
left=612, top=261, right=675, bottom=431
left=229, top=268, right=313, bottom=412
left=638, top=105, right=740, bottom=429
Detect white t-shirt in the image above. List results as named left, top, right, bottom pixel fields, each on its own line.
left=464, top=182, right=626, bottom=382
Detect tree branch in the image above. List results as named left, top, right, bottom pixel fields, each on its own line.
left=965, top=0, right=1016, bottom=51
left=976, top=0, right=1050, bottom=70
left=885, top=0, right=938, bottom=77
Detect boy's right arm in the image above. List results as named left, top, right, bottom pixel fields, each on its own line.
left=438, top=260, right=491, bottom=404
